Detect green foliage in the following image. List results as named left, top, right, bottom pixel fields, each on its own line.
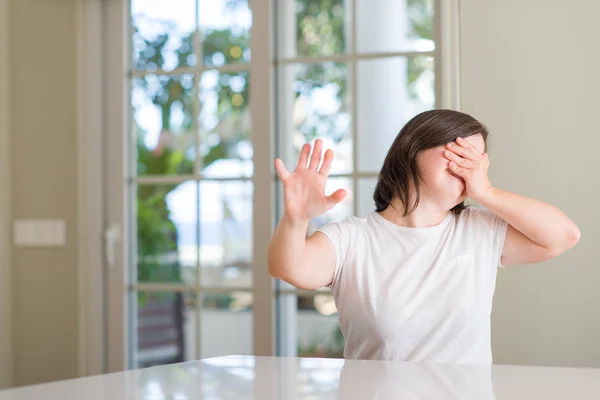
left=406, top=0, right=434, bottom=100
left=407, top=0, right=434, bottom=41
left=203, top=294, right=234, bottom=309
left=295, top=0, right=346, bottom=56
left=291, top=0, right=348, bottom=142
left=297, top=323, right=345, bottom=358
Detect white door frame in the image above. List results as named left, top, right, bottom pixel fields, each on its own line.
left=436, top=0, right=463, bottom=110
left=103, top=0, right=130, bottom=373
left=74, top=0, right=131, bottom=376
left=0, top=0, right=14, bottom=389
left=250, top=0, right=276, bottom=357
left=75, top=0, right=108, bottom=377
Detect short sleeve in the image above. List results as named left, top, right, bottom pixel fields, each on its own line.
left=462, top=207, right=509, bottom=268
left=316, top=218, right=356, bottom=288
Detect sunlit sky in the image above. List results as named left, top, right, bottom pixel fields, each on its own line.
left=131, top=0, right=252, bottom=32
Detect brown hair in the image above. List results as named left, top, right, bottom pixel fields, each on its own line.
left=373, top=109, right=489, bottom=215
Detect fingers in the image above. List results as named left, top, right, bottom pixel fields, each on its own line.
left=296, top=138, right=331, bottom=173
left=446, top=137, right=481, bottom=160
left=456, top=136, right=480, bottom=152
left=319, top=149, right=334, bottom=176
left=274, top=158, right=290, bottom=181
left=297, top=143, right=311, bottom=169
left=326, top=188, right=347, bottom=206
left=448, top=161, right=468, bottom=177
left=444, top=149, right=475, bottom=169
left=446, top=142, right=477, bottom=161
left=308, top=138, right=323, bottom=171
left=457, top=136, right=482, bottom=153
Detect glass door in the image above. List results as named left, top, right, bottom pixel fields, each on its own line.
left=104, top=0, right=441, bottom=370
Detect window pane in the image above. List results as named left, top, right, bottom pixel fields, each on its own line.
left=298, top=294, right=343, bottom=358
left=132, top=0, right=197, bottom=71
left=356, top=0, right=434, bottom=53
left=136, top=182, right=198, bottom=284
left=201, top=293, right=253, bottom=358
left=135, top=291, right=196, bottom=367
left=199, top=70, right=252, bottom=178
left=357, top=177, right=377, bottom=217
left=277, top=0, right=348, bottom=58
left=200, top=0, right=252, bottom=67
left=278, top=294, right=343, bottom=358
left=278, top=62, right=352, bottom=175
left=133, top=74, right=196, bottom=176
left=307, top=178, right=353, bottom=235
left=357, top=56, right=434, bottom=172
left=199, top=181, right=252, bottom=287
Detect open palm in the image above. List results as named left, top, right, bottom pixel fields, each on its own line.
left=275, top=139, right=347, bottom=223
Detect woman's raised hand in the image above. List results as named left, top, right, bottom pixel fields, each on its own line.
left=274, top=138, right=347, bottom=223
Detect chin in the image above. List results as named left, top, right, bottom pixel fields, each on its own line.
left=443, top=189, right=467, bottom=210
left=446, top=184, right=466, bottom=201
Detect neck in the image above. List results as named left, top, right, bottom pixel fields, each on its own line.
left=379, top=197, right=450, bottom=228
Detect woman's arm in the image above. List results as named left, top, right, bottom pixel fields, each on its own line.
left=475, top=188, right=580, bottom=266
left=268, top=139, right=347, bottom=288
left=445, top=136, right=580, bottom=266
left=268, top=216, right=337, bottom=289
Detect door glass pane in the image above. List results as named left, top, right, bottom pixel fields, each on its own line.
left=298, top=294, right=342, bottom=358
left=199, top=180, right=253, bottom=287
left=132, top=0, right=197, bottom=71
left=135, top=291, right=197, bottom=367
left=277, top=62, right=352, bottom=175
left=357, top=177, right=377, bottom=217
left=357, top=56, right=434, bottom=173
left=133, top=74, right=196, bottom=176
left=201, top=293, right=253, bottom=358
left=277, top=0, right=348, bottom=58
left=356, top=0, right=434, bottom=53
left=136, top=182, right=198, bottom=284
left=200, top=0, right=252, bottom=67
left=278, top=294, right=343, bottom=358
left=199, top=70, right=252, bottom=178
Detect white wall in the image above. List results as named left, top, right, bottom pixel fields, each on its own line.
left=460, top=0, right=600, bottom=367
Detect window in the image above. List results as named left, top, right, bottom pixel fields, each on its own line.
left=117, top=0, right=441, bottom=368
left=129, top=0, right=254, bottom=367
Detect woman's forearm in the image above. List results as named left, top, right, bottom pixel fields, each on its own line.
left=267, top=215, right=310, bottom=280
left=474, top=187, right=580, bottom=251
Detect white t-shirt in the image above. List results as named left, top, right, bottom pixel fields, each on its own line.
left=317, top=207, right=508, bottom=365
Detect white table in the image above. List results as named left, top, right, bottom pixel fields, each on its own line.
left=1, top=356, right=599, bottom=399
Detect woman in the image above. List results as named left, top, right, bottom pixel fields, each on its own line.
left=268, top=109, right=580, bottom=364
